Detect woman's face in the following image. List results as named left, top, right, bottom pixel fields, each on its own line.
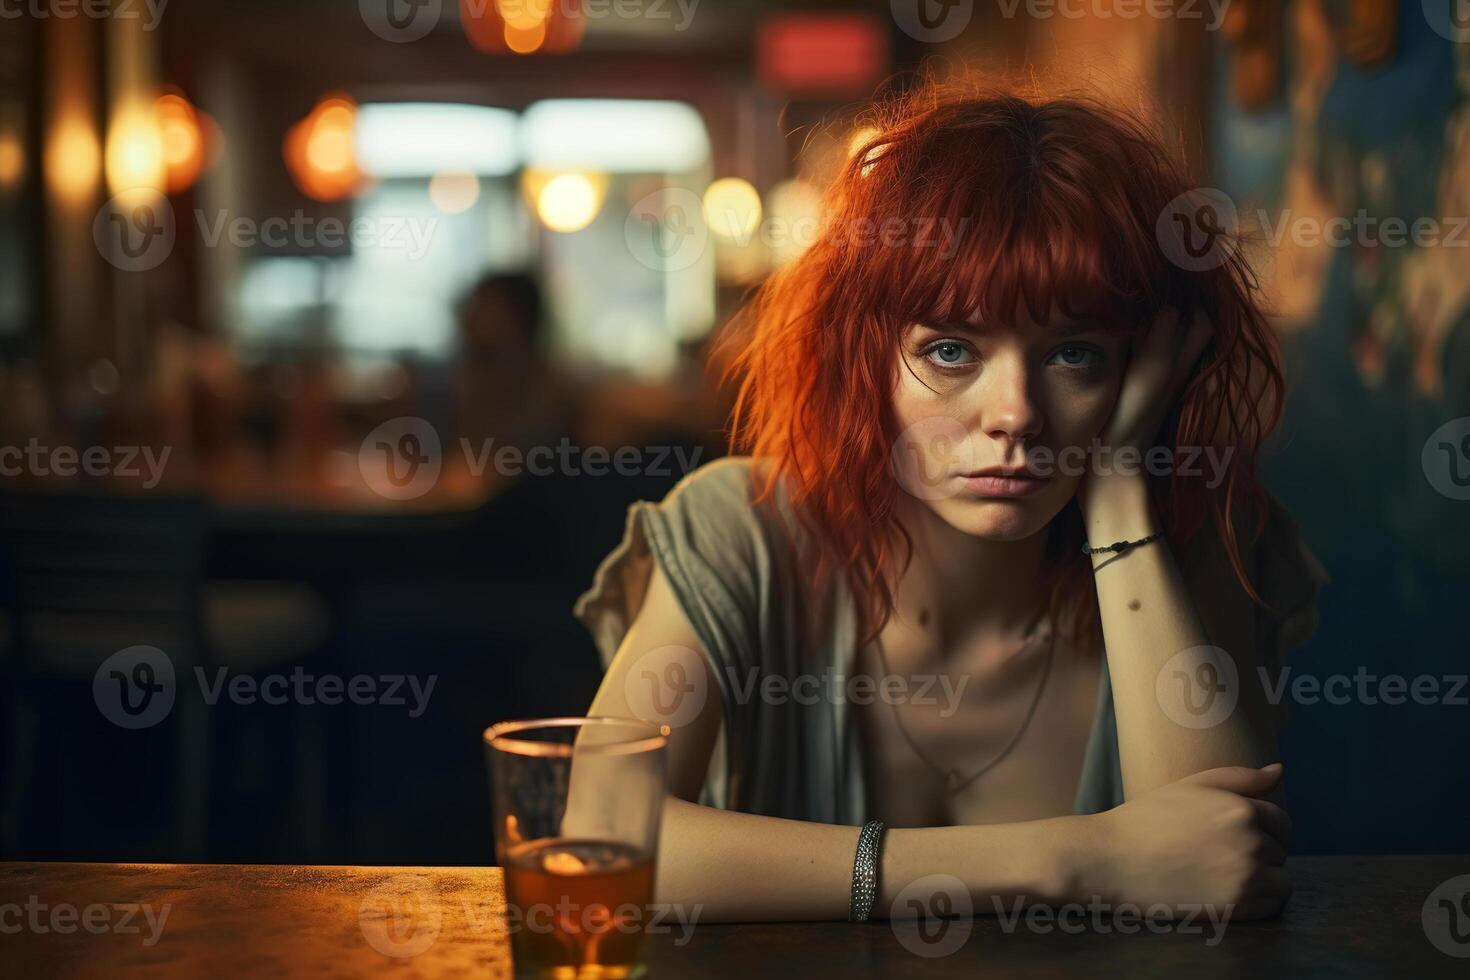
left=889, top=307, right=1128, bottom=540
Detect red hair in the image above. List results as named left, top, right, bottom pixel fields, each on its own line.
left=724, top=84, right=1285, bottom=652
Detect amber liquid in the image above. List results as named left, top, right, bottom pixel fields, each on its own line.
left=504, top=838, right=656, bottom=979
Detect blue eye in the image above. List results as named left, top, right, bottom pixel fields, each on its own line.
left=924, top=341, right=975, bottom=368
left=1049, top=345, right=1103, bottom=369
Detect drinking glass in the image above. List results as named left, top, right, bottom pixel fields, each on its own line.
left=485, top=717, right=668, bottom=979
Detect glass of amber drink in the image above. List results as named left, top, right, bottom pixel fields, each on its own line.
left=485, top=717, right=668, bottom=980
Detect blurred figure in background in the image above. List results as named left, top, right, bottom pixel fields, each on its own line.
left=454, top=271, right=580, bottom=455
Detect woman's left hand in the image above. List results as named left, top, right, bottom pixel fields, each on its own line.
left=1079, top=308, right=1213, bottom=516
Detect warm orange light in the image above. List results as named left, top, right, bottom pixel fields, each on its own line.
left=154, top=91, right=211, bottom=193
left=283, top=95, right=361, bottom=202
left=105, top=102, right=165, bottom=200
left=504, top=19, right=547, bottom=53
left=462, top=0, right=583, bottom=54
left=0, top=130, right=23, bottom=192
left=46, top=114, right=101, bottom=204
left=496, top=0, right=551, bottom=30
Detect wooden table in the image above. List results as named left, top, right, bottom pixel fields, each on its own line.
left=3, top=857, right=1466, bottom=977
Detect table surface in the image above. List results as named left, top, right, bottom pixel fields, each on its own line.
left=2, top=856, right=1467, bottom=978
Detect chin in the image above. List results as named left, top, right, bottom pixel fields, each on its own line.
left=926, top=491, right=1069, bottom=540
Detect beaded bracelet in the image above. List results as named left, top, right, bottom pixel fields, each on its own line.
left=1080, top=530, right=1165, bottom=557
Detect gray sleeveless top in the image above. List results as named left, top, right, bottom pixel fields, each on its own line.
left=573, top=456, right=1327, bottom=826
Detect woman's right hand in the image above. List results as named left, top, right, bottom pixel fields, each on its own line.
left=1074, top=764, right=1293, bottom=921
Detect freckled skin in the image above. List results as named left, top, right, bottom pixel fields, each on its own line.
left=890, top=309, right=1128, bottom=541
left=1129, top=599, right=1141, bottom=611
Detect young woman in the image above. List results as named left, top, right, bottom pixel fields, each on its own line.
left=575, top=87, right=1328, bottom=924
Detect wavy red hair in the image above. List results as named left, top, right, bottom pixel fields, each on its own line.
left=724, top=84, right=1285, bottom=652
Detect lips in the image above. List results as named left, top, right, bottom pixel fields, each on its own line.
left=956, top=467, right=1050, bottom=498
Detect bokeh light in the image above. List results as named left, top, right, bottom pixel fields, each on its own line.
left=283, top=95, right=361, bottom=202
left=703, top=177, right=762, bottom=242
left=104, top=102, right=165, bottom=200
left=535, top=172, right=603, bottom=232
left=428, top=171, right=481, bottom=214
left=45, top=115, right=100, bottom=204
left=154, top=91, right=214, bottom=194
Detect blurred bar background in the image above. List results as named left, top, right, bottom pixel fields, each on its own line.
left=0, top=0, right=1466, bottom=865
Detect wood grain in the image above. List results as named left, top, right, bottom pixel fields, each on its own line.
left=2, top=856, right=1467, bottom=978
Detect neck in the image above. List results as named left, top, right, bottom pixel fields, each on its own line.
left=890, top=497, right=1051, bottom=641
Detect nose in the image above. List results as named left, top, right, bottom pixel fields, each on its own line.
left=981, top=350, right=1043, bottom=453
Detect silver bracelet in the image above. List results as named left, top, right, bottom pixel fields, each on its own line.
left=847, top=819, right=885, bottom=922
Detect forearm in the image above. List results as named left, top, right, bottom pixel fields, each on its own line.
left=655, top=796, right=1084, bottom=922
left=1084, top=473, right=1277, bottom=797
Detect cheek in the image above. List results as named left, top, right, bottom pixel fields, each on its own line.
left=1039, top=375, right=1120, bottom=442
left=889, top=360, right=947, bottom=428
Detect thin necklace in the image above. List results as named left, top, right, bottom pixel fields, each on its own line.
left=871, top=617, right=1056, bottom=795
